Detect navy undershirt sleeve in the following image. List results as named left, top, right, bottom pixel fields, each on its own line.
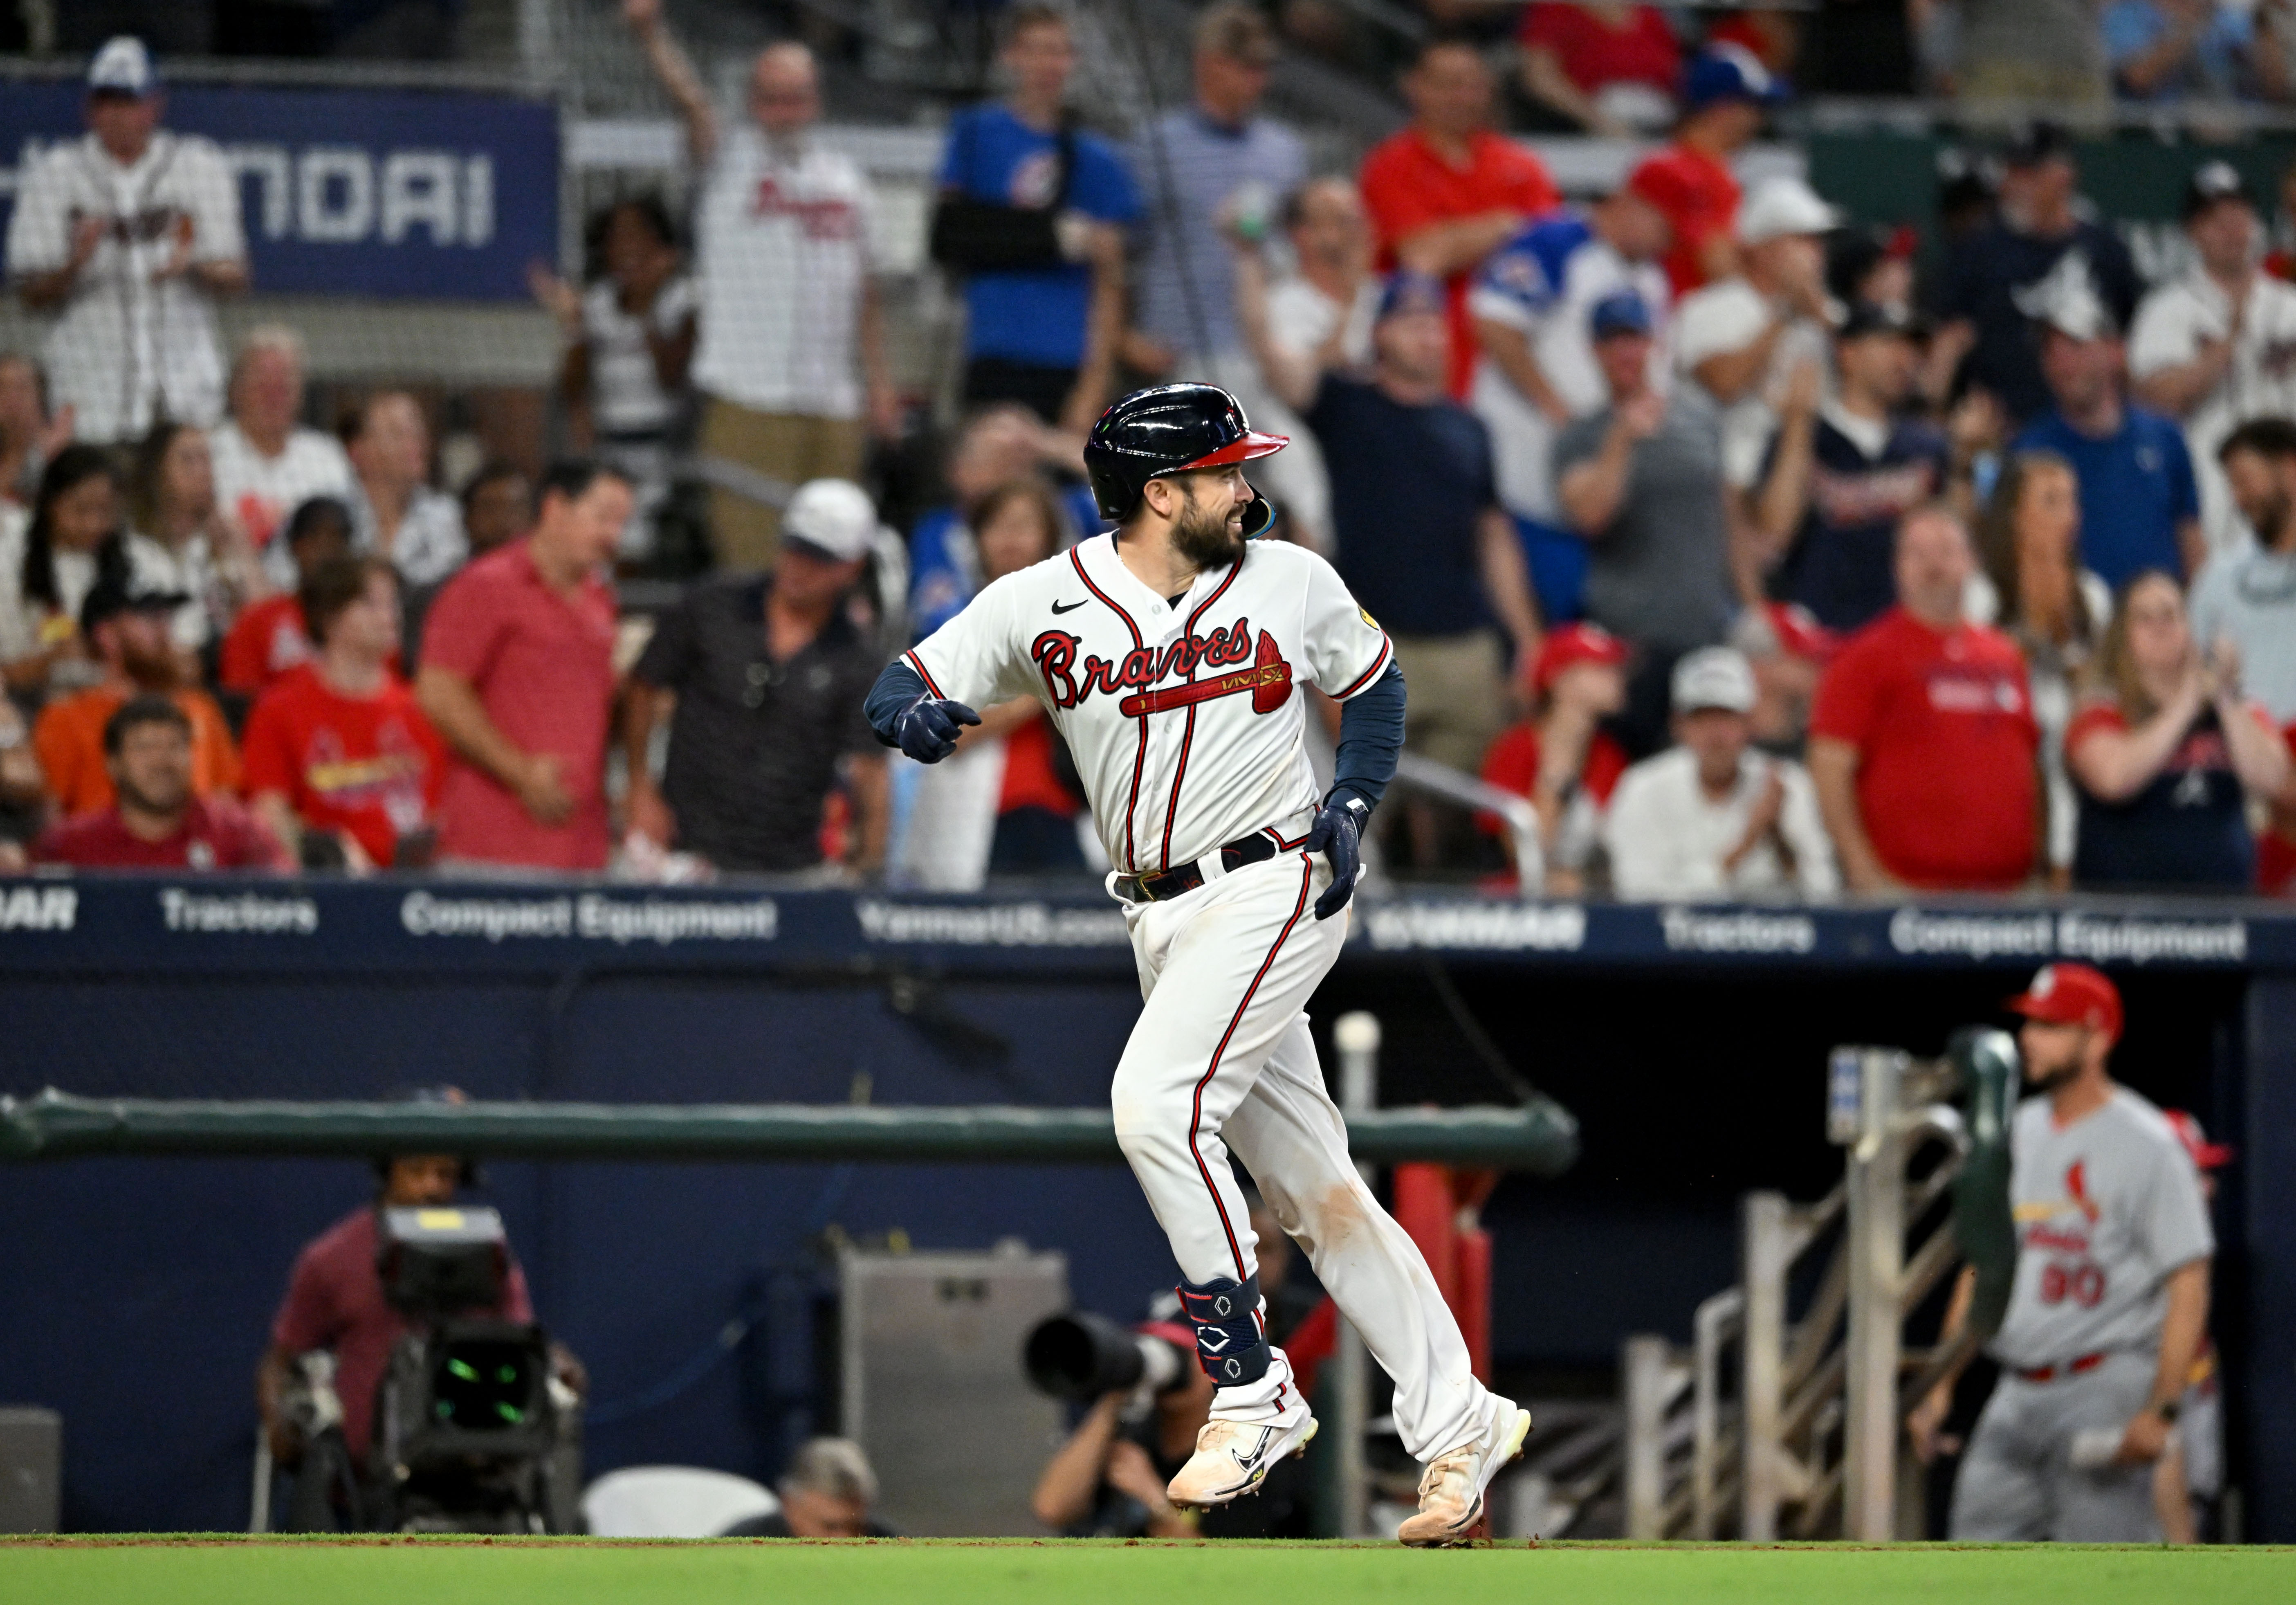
left=864, top=660, right=929, bottom=748
left=1328, top=661, right=1405, bottom=814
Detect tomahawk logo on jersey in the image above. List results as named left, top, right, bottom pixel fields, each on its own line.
left=900, top=533, right=1392, bottom=875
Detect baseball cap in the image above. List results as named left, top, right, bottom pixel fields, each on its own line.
left=1376, top=270, right=1446, bottom=324
left=1827, top=225, right=1917, bottom=307
left=2033, top=273, right=2119, bottom=344
left=1837, top=300, right=1919, bottom=342
left=1935, top=147, right=2001, bottom=212
left=1737, top=176, right=1839, bottom=247
left=88, top=36, right=158, bottom=97
left=779, top=479, right=877, bottom=563
left=80, top=574, right=190, bottom=636
left=1683, top=44, right=1789, bottom=111
left=1531, top=622, right=1629, bottom=695
left=1589, top=288, right=1652, bottom=340
left=2163, top=1109, right=2234, bottom=1172
left=1670, top=646, right=1757, bottom=715
left=2183, top=160, right=2253, bottom=222
left=2004, top=121, right=2072, bottom=170
left=1759, top=600, right=1837, bottom=662
left=2006, top=962, right=2123, bottom=1043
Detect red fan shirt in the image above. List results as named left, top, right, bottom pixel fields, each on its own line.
left=1359, top=128, right=1560, bottom=397
left=32, top=795, right=289, bottom=872
left=2260, top=720, right=2296, bottom=895
left=220, top=594, right=315, bottom=695
left=1479, top=719, right=1632, bottom=817
left=1809, top=606, right=2040, bottom=890
left=1627, top=143, right=1740, bottom=297
left=418, top=541, right=617, bottom=871
left=997, top=708, right=1082, bottom=818
left=241, top=668, right=447, bottom=868
left=1519, top=4, right=1682, bottom=94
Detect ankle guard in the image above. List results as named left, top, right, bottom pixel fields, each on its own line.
left=1177, top=1272, right=1270, bottom=1386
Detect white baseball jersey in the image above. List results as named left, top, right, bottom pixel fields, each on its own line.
left=903, top=532, right=1393, bottom=875
left=898, top=522, right=1508, bottom=1463
left=210, top=422, right=356, bottom=586
left=1468, top=213, right=1670, bottom=523
left=1991, top=1087, right=2214, bottom=1370
left=691, top=128, right=879, bottom=419
left=2128, top=266, right=2296, bottom=555
left=4, top=132, right=242, bottom=443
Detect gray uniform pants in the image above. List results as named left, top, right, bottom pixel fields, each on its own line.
left=1949, top=1352, right=2162, bottom=1542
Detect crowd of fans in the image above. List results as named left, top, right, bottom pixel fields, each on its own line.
left=35, top=1, right=2296, bottom=115
left=6, top=15, right=2296, bottom=900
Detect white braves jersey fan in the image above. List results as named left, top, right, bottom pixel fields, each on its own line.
left=903, top=533, right=1392, bottom=875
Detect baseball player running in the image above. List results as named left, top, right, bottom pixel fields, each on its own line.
left=1908, top=963, right=2214, bottom=1541
left=864, top=383, right=1529, bottom=1544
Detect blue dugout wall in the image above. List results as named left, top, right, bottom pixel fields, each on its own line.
left=1, top=877, right=2290, bottom=1536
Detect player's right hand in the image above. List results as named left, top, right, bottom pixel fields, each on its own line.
left=896, top=695, right=981, bottom=764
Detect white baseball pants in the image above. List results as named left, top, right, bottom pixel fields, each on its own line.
left=1111, top=848, right=1500, bottom=1463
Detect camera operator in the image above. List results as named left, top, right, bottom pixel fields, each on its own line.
left=256, top=1133, right=584, bottom=1525
left=1031, top=1312, right=1222, bottom=1538
left=1031, top=1207, right=1321, bottom=1538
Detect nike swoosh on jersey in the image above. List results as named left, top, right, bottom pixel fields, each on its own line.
left=1050, top=599, right=1088, bottom=614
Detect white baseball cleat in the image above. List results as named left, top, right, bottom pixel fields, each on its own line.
left=1396, top=1403, right=1533, bottom=1547
left=1165, top=1411, right=1320, bottom=1509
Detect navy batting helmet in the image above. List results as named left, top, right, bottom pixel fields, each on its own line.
left=1083, top=382, right=1287, bottom=536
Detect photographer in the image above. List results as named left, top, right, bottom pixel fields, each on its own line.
left=256, top=1128, right=583, bottom=1526
left=1030, top=1210, right=1321, bottom=1538
left=1030, top=1314, right=1219, bottom=1538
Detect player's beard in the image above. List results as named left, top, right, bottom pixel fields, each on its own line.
left=120, top=635, right=182, bottom=691
left=1170, top=486, right=1245, bottom=571
left=116, top=769, right=189, bottom=820
left=2024, top=1041, right=2084, bottom=1094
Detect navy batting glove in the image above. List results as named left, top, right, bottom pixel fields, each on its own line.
left=896, top=695, right=981, bottom=764
left=1303, top=792, right=1370, bottom=920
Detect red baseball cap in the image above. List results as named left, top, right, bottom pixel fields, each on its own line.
left=1531, top=622, right=1629, bottom=695
left=2163, top=1109, right=2234, bottom=1171
left=1764, top=601, right=1838, bottom=663
left=2006, top=962, right=2123, bottom=1043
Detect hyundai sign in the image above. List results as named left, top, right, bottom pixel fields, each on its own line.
left=0, top=81, right=557, bottom=300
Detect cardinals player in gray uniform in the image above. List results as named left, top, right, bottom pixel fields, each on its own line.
left=865, top=383, right=1530, bottom=1544
left=1910, top=963, right=2214, bottom=1541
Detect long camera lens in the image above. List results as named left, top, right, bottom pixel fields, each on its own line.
left=1022, top=1311, right=1151, bottom=1401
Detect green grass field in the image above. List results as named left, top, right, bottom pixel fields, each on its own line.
left=6, top=1536, right=2294, bottom=1605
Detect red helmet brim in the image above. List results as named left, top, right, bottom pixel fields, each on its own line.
left=1182, top=431, right=1289, bottom=470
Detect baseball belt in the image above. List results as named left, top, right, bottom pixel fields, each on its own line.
left=1112, top=831, right=1284, bottom=904
left=2015, top=1351, right=2108, bottom=1384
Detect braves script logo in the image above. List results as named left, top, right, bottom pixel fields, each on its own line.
left=1030, top=619, right=1293, bottom=716
left=749, top=175, right=858, bottom=240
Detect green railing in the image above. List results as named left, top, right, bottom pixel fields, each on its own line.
left=0, top=1089, right=1579, bottom=1173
